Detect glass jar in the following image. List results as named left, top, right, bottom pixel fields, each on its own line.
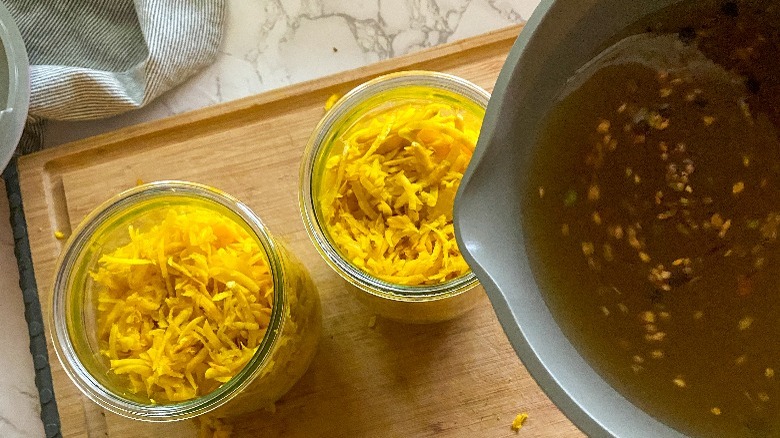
left=49, top=181, right=321, bottom=421
left=300, top=71, right=488, bottom=324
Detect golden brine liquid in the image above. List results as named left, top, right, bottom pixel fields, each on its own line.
left=525, top=1, right=780, bottom=436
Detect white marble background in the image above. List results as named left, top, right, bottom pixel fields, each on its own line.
left=44, top=0, right=538, bottom=146
left=1, top=0, right=540, bottom=436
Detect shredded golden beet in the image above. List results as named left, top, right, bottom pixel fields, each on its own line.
left=92, top=205, right=273, bottom=403
left=324, top=93, right=341, bottom=111
left=511, top=412, right=528, bottom=432
left=319, top=100, right=480, bottom=285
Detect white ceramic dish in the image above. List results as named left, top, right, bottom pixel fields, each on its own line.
left=0, top=2, right=29, bottom=172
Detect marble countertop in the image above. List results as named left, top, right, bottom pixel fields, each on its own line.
left=0, top=0, right=538, bottom=436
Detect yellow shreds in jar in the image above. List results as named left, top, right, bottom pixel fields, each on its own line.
left=91, top=205, right=273, bottom=403
left=318, top=100, right=478, bottom=285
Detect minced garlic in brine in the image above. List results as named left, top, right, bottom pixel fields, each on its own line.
left=318, top=98, right=480, bottom=285
left=92, top=205, right=273, bottom=403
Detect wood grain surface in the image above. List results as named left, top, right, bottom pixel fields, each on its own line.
left=18, top=24, right=584, bottom=438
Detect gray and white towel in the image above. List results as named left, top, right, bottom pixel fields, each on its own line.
left=6, top=0, right=226, bottom=153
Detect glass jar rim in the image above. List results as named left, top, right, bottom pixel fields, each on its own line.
left=299, top=71, right=489, bottom=302
left=49, top=180, right=286, bottom=421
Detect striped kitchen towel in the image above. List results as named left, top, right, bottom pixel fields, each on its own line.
left=6, top=0, right=226, bottom=153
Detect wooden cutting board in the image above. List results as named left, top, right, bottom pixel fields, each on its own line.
left=17, top=24, right=584, bottom=438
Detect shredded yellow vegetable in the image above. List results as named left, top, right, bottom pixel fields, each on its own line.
left=324, top=93, right=341, bottom=111
left=92, top=205, right=274, bottom=403
left=511, top=412, right=528, bottom=432
left=319, top=100, right=480, bottom=285
left=198, top=415, right=234, bottom=438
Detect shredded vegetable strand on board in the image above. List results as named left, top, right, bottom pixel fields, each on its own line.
left=320, top=101, right=479, bottom=285
left=92, top=206, right=273, bottom=403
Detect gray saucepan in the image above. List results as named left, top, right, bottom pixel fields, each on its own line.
left=454, top=1, right=688, bottom=437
